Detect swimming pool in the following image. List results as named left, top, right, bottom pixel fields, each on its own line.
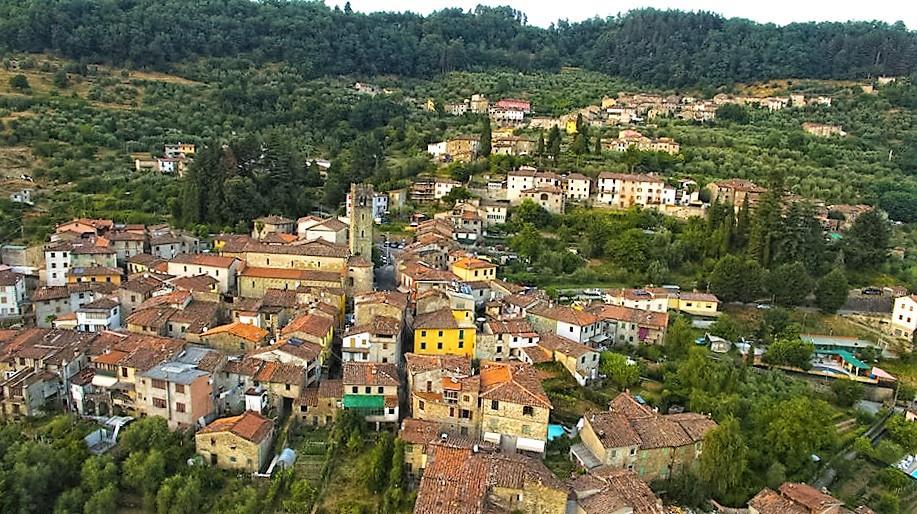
left=547, top=424, right=566, bottom=441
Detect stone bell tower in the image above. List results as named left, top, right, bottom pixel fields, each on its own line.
left=349, top=183, right=374, bottom=259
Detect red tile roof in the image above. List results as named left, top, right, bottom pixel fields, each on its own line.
left=479, top=361, right=551, bottom=409
left=282, top=312, right=334, bottom=338
left=342, top=362, right=399, bottom=387
left=170, top=253, right=238, bottom=268
left=202, top=322, right=269, bottom=343
left=198, top=411, right=273, bottom=443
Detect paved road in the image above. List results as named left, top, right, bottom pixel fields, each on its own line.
left=373, top=242, right=402, bottom=291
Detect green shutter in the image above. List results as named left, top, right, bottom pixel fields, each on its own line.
left=343, top=394, right=385, bottom=409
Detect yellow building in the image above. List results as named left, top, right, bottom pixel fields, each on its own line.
left=668, top=292, right=720, bottom=317
left=450, top=257, right=497, bottom=282
left=413, top=308, right=476, bottom=358
left=67, top=265, right=122, bottom=286
left=565, top=119, right=578, bottom=134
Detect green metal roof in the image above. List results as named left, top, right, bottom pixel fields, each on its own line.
left=815, top=349, right=869, bottom=370
left=343, top=394, right=384, bottom=409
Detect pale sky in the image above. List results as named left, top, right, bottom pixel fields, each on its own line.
left=327, top=1, right=916, bottom=29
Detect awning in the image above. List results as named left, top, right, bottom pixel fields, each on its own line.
left=343, top=394, right=384, bottom=409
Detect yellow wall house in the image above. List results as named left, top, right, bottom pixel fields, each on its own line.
left=195, top=410, right=275, bottom=473
left=450, top=257, right=497, bottom=282
left=413, top=307, right=476, bottom=357
left=669, top=292, right=720, bottom=317
left=68, top=266, right=123, bottom=286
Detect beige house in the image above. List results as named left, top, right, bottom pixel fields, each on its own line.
left=706, top=179, right=766, bottom=212
left=196, top=411, right=274, bottom=472
left=596, top=172, right=676, bottom=209
left=479, top=361, right=552, bottom=454
left=200, top=322, right=270, bottom=355
left=573, top=393, right=716, bottom=481
left=520, top=186, right=565, bottom=214
left=253, top=215, right=295, bottom=240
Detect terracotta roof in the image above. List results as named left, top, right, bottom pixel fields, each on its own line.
left=479, top=361, right=551, bottom=409
left=713, top=178, right=766, bottom=193
left=607, top=287, right=670, bottom=302
left=413, top=308, right=459, bottom=330
left=169, top=274, right=218, bottom=292
left=318, top=378, right=343, bottom=399
left=282, top=312, right=334, bottom=338
left=342, top=362, right=399, bottom=387
left=170, top=253, right=238, bottom=268
left=250, top=339, right=322, bottom=362
left=520, top=345, right=553, bottom=364
left=587, top=393, right=716, bottom=451
left=485, top=318, right=535, bottom=335
left=414, top=445, right=488, bottom=514
left=261, top=289, right=298, bottom=308
left=106, top=231, right=146, bottom=241
left=71, top=244, right=115, bottom=255
left=261, top=232, right=298, bottom=244
left=354, top=291, right=409, bottom=311
left=344, top=315, right=402, bottom=337
left=570, top=468, right=664, bottom=514
left=405, top=353, right=472, bottom=376
left=529, top=304, right=598, bottom=326
left=198, top=411, right=273, bottom=443
left=538, top=333, right=597, bottom=359
left=0, top=270, right=21, bottom=287
left=222, top=237, right=349, bottom=259
left=398, top=417, right=443, bottom=445
left=239, top=266, right=341, bottom=283
left=168, top=301, right=220, bottom=333
left=89, top=333, right=185, bottom=372
left=135, top=290, right=191, bottom=310
left=678, top=291, right=720, bottom=303
left=452, top=257, right=495, bottom=270
left=589, top=304, right=668, bottom=329
left=348, top=255, right=372, bottom=267
left=748, top=489, right=809, bottom=514
left=311, top=218, right=347, bottom=231
left=202, top=322, right=269, bottom=343
left=119, top=275, right=166, bottom=295
left=779, top=483, right=843, bottom=512
left=31, top=286, right=69, bottom=301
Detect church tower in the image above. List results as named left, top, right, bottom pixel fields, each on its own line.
left=349, top=183, right=374, bottom=259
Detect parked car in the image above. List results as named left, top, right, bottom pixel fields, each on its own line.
left=862, top=288, right=882, bottom=296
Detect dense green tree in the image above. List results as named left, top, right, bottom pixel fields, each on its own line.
left=479, top=117, right=492, bottom=157
left=664, top=316, right=694, bottom=359
left=757, top=396, right=835, bottom=475
left=599, top=352, right=640, bottom=390
left=710, top=314, right=744, bottom=342
left=764, top=338, right=814, bottom=370
left=715, top=104, right=749, bottom=123
left=546, top=126, right=561, bottom=160
left=766, top=263, right=814, bottom=306
left=83, top=484, right=118, bottom=514
left=814, top=268, right=849, bottom=313
left=844, top=209, right=890, bottom=269
left=830, top=380, right=864, bottom=408
left=698, top=417, right=748, bottom=501
left=709, top=255, right=763, bottom=302
left=8, top=74, right=29, bottom=91
left=604, top=228, right=650, bottom=272
left=879, top=191, right=917, bottom=222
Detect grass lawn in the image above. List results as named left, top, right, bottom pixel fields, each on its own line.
left=876, top=358, right=917, bottom=388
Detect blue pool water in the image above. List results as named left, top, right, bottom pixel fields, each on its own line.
left=547, top=424, right=565, bottom=441
left=912, top=469, right=917, bottom=479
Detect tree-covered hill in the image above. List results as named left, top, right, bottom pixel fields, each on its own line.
left=0, top=1, right=914, bottom=87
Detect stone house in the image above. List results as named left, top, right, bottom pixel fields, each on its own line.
left=342, top=315, right=402, bottom=364
left=195, top=410, right=274, bottom=473
left=574, top=393, right=716, bottom=481
left=294, top=378, right=342, bottom=427
left=167, top=254, right=241, bottom=295
left=479, top=361, right=552, bottom=454
left=0, top=270, right=26, bottom=318
left=200, top=322, right=270, bottom=355
left=519, top=186, right=565, bottom=214
left=534, top=333, right=600, bottom=385
left=342, top=361, right=400, bottom=429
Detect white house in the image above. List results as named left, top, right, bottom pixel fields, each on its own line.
left=44, top=242, right=71, bottom=286
left=596, top=172, right=676, bottom=209
left=166, top=254, right=241, bottom=294
left=300, top=218, right=349, bottom=244
left=564, top=173, right=592, bottom=201
left=604, top=288, right=670, bottom=313
left=426, top=141, right=448, bottom=157
left=341, top=316, right=402, bottom=364
left=75, top=297, right=121, bottom=332
left=891, top=295, right=917, bottom=340
left=0, top=270, right=26, bottom=317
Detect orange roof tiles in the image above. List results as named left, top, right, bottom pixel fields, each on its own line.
left=202, top=322, right=269, bottom=343
left=479, top=361, right=551, bottom=409
left=198, top=411, right=273, bottom=443
left=282, top=312, right=334, bottom=338
left=170, top=253, right=238, bottom=268
left=342, top=362, right=399, bottom=387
